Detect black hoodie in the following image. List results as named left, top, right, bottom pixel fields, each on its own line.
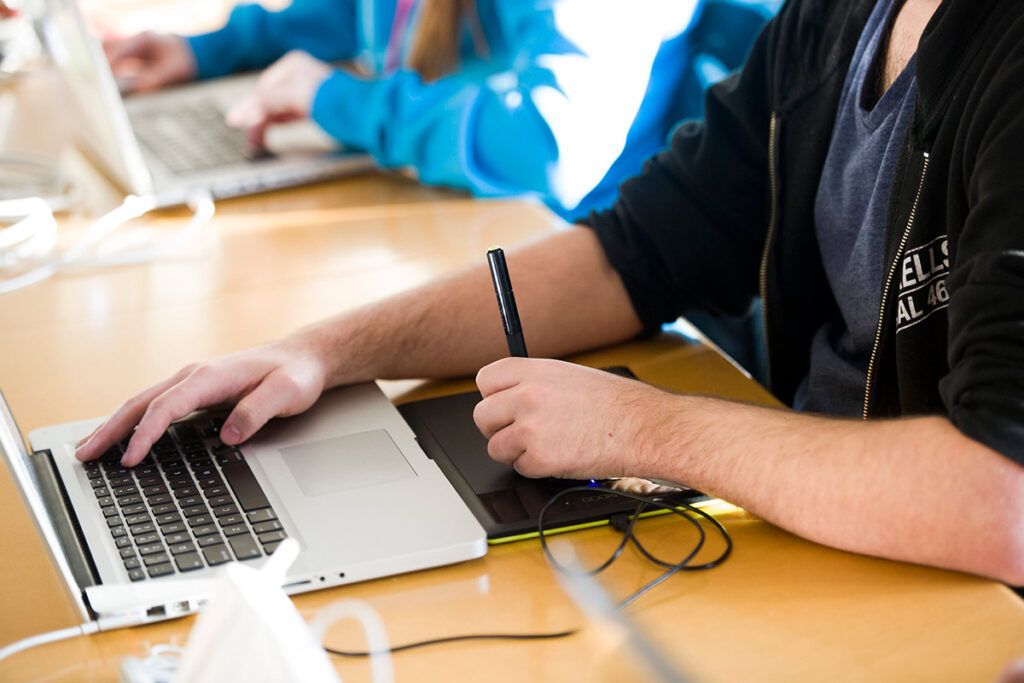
left=585, top=0, right=1024, bottom=464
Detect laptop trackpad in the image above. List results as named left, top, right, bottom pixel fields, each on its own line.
left=280, top=430, right=415, bottom=497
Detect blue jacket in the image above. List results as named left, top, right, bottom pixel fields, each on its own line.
left=187, top=0, right=779, bottom=218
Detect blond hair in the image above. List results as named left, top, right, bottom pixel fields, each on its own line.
left=406, top=0, right=489, bottom=82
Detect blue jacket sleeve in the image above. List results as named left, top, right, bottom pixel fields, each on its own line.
left=310, top=0, right=701, bottom=211
left=185, top=0, right=358, bottom=80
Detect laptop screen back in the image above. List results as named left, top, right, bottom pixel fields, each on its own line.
left=39, top=0, right=152, bottom=193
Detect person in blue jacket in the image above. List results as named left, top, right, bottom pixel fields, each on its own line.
left=104, top=0, right=778, bottom=219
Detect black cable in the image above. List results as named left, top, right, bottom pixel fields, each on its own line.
left=538, top=487, right=732, bottom=609
left=324, top=629, right=578, bottom=658
left=325, top=485, right=732, bottom=658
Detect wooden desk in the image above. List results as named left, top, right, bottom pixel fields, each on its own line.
left=2, top=172, right=1023, bottom=682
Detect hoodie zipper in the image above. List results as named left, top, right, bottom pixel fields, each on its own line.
left=861, top=151, right=931, bottom=419
left=758, top=112, right=780, bottom=393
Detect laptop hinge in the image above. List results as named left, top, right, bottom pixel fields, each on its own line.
left=30, top=449, right=101, bottom=615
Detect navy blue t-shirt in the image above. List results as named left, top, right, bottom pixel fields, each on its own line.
left=794, top=0, right=918, bottom=415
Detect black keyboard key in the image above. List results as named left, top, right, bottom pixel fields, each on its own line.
left=134, top=466, right=159, bottom=477
left=112, top=485, right=137, bottom=497
left=188, top=514, right=214, bottom=528
left=193, top=467, right=217, bottom=479
left=217, top=451, right=244, bottom=465
left=121, top=503, right=147, bottom=516
left=171, top=423, right=201, bottom=442
left=143, top=485, right=168, bottom=497
left=168, top=477, right=194, bottom=490
left=97, top=496, right=114, bottom=507
left=108, top=476, right=133, bottom=488
left=192, top=525, right=218, bottom=537
left=164, top=532, right=190, bottom=545
left=207, top=495, right=233, bottom=508
left=147, top=562, right=174, bottom=578
left=153, top=508, right=179, bottom=520
left=106, top=516, right=124, bottom=528
left=263, top=540, right=283, bottom=555
left=197, top=477, right=224, bottom=490
left=124, top=557, right=141, bottom=570
left=89, top=477, right=106, bottom=488
left=169, top=542, right=197, bottom=556
left=182, top=505, right=208, bottom=518
left=222, top=524, right=248, bottom=537
left=101, top=506, right=119, bottom=518
left=203, top=486, right=228, bottom=498
left=124, top=514, right=151, bottom=526
left=161, top=522, right=186, bottom=535
left=202, top=544, right=232, bottom=565
left=257, top=530, right=286, bottom=545
left=130, top=522, right=156, bottom=536
left=164, top=466, right=189, bottom=479
left=135, top=532, right=160, bottom=545
left=228, top=534, right=261, bottom=560
left=137, top=476, right=163, bottom=487
left=175, top=553, right=203, bottom=572
left=246, top=508, right=277, bottom=524
left=177, top=496, right=202, bottom=508
left=138, top=543, right=164, bottom=556
left=252, top=520, right=282, bottom=534
left=115, top=536, right=132, bottom=549
left=143, top=552, right=170, bottom=567
left=128, top=568, right=146, bottom=581
left=197, top=534, right=223, bottom=548
left=119, top=547, right=136, bottom=559
left=110, top=525, right=127, bottom=538
left=93, top=487, right=110, bottom=499
left=217, top=514, right=244, bottom=527
left=175, top=487, right=200, bottom=499
left=212, top=504, right=238, bottom=518
left=117, top=495, right=142, bottom=506
left=148, top=494, right=172, bottom=506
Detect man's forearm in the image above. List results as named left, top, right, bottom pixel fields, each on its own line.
left=297, top=226, right=644, bottom=387
left=646, top=397, right=1024, bottom=583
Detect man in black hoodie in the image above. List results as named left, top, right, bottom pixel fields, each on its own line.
left=78, top=0, right=1024, bottom=584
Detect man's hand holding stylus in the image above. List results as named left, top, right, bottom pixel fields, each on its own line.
left=473, top=357, right=677, bottom=481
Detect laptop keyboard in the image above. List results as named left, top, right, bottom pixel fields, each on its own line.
left=131, top=101, right=258, bottom=175
left=83, top=414, right=287, bottom=581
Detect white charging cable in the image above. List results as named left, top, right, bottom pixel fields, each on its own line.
left=0, top=191, right=214, bottom=294
left=309, top=599, right=394, bottom=683
left=0, top=621, right=99, bottom=664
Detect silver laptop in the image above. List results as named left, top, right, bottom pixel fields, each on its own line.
left=2, top=383, right=486, bottom=630
left=38, top=0, right=375, bottom=207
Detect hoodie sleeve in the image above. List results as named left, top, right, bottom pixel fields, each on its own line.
left=185, top=0, right=358, bottom=80
left=309, top=0, right=701, bottom=213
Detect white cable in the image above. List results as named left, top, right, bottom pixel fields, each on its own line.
left=309, top=599, right=394, bottom=683
left=0, top=191, right=214, bottom=294
left=0, top=622, right=99, bottom=663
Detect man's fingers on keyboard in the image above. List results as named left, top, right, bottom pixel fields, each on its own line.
left=75, top=372, right=187, bottom=462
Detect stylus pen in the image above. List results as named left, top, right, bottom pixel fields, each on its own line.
left=487, top=247, right=528, bottom=357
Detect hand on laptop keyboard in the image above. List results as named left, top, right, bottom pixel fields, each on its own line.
left=224, top=50, right=332, bottom=149
left=104, top=31, right=197, bottom=94
left=76, top=338, right=331, bottom=468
